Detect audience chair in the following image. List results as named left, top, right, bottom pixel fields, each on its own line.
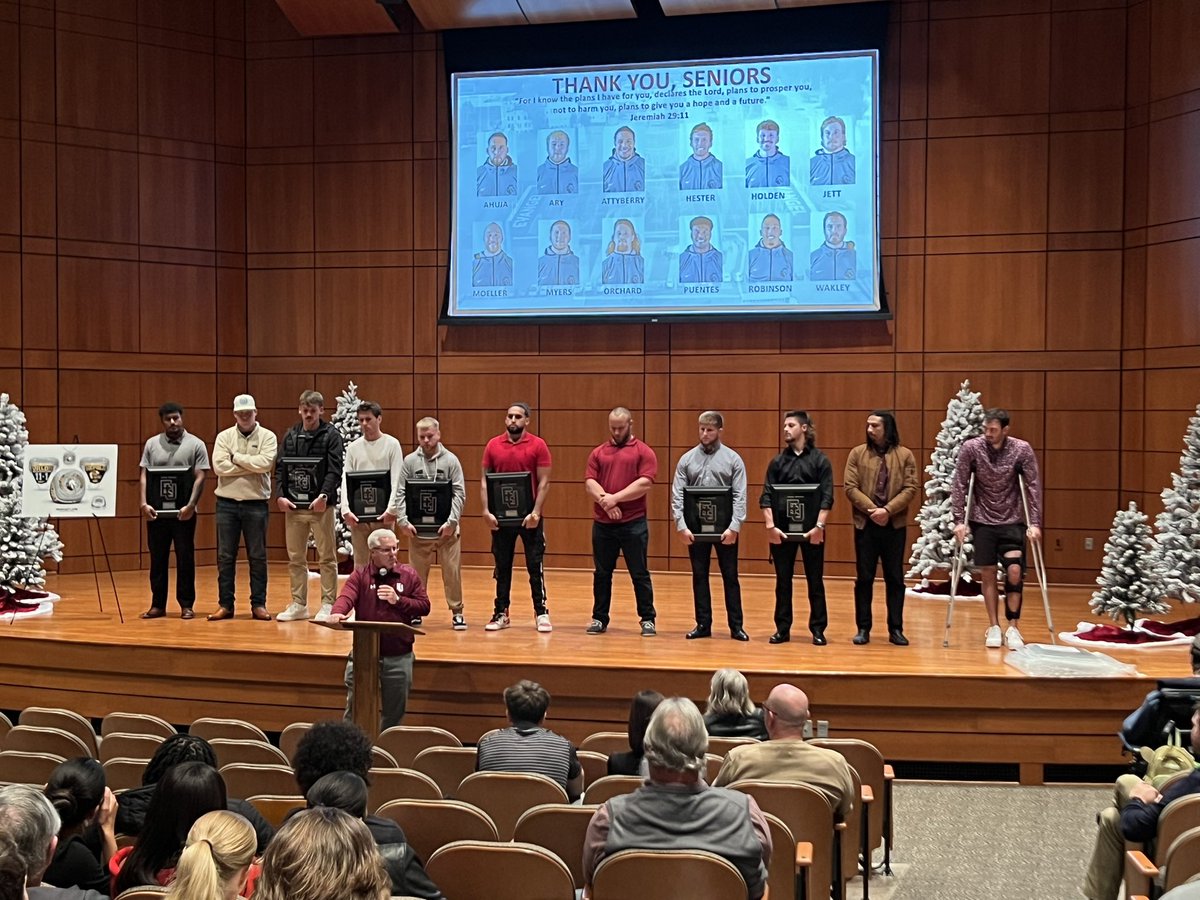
left=591, top=849, right=748, bottom=900
left=367, top=767, right=442, bottom=812
left=1125, top=795, right=1200, bottom=899
left=4, top=725, right=92, bottom=759
left=376, top=725, right=462, bottom=768
left=190, top=716, right=268, bottom=743
left=579, top=731, right=629, bottom=757
left=812, top=737, right=895, bottom=874
left=103, top=757, right=149, bottom=792
left=426, top=840, right=575, bottom=900
left=370, top=745, right=399, bottom=769
left=19, top=707, right=99, bottom=756
left=577, top=749, right=608, bottom=788
left=514, top=803, right=600, bottom=890
left=705, top=753, right=723, bottom=784
left=100, top=733, right=164, bottom=764
left=706, top=735, right=759, bottom=757
left=208, top=738, right=290, bottom=768
left=835, top=763, right=872, bottom=898
left=0, top=750, right=65, bottom=786
left=115, top=834, right=137, bottom=850
left=1128, top=824, right=1200, bottom=898
left=0, top=711, right=11, bottom=744
left=245, top=794, right=305, bottom=829
left=218, top=763, right=297, bottom=800
left=763, top=812, right=808, bottom=900
left=412, top=745, right=477, bottom=799
left=114, top=887, right=169, bottom=900
left=582, top=775, right=642, bottom=805
left=278, top=722, right=313, bottom=763
left=456, top=771, right=569, bottom=840
left=101, top=712, right=175, bottom=740
left=375, top=799, right=500, bottom=863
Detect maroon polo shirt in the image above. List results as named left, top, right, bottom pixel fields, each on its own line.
left=585, top=437, right=658, bottom=523
left=481, top=432, right=553, bottom=500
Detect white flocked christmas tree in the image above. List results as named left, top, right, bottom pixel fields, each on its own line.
left=1148, top=404, right=1200, bottom=605
left=908, top=380, right=985, bottom=582
left=327, top=381, right=362, bottom=562
left=0, top=393, right=63, bottom=601
left=1091, top=502, right=1168, bottom=628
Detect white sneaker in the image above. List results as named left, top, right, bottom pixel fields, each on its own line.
left=984, top=625, right=1002, bottom=648
left=313, top=603, right=333, bottom=623
left=1005, top=626, right=1025, bottom=650
left=536, top=613, right=553, bottom=633
left=485, top=612, right=510, bottom=631
left=276, top=602, right=310, bottom=622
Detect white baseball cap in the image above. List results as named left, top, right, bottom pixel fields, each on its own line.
left=233, top=394, right=256, bottom=412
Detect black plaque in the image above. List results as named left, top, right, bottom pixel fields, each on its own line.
left=486, top=471, right=533, bottom=526
left=346, top=469, right=392, bottom=523
left=146, top=465, right=193, bottom=517
left=405, top=479, right=452, bottom=537
left=683, top=486, right=733, bottom=542
left=770, top=483, right=821, bottom=541
left=280, top=456, right=327, bottom=508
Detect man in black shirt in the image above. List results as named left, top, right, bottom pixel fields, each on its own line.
left=760, top=410, right=834, bottom=645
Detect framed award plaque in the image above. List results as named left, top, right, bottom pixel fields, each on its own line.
left=486, top=471, right=533, bottom=526
left=346, top=470, right=392, bottom=523
left=770, top=483, right=821, bottom=541
left=682, top=486, right=733, bottom=542
left=280, top=457, right=327, bottom=507
left=146, top=466, right=194, bottom=517
left=405, top=479, right=452, bottom=537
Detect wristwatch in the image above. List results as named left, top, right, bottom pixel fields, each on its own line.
left=815, top=522, right=826, bottom=530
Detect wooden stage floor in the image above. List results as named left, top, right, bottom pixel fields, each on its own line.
left=1, top=564, right=1184, bottom=783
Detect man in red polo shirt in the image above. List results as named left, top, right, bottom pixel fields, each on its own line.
left=584, top=407, right=659, bottom=636
left=480, top=402, right=553, bottom=632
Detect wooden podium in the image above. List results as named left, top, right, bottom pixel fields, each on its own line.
left=311, top=619, right=425, bottom=741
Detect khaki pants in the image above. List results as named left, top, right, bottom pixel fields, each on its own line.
left=407, top=531, right=463, bottom=613
left=285, top=508, right=337, bottom=608
left=350, top=520, right=397, bottom=567
left=1082, top=773, right=1142, bottom=900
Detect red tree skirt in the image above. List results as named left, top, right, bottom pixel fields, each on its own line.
left=1059, top=617, right=1200, bottom=649
left=907, top=577, right=985, bottom=599
left=0, top=592, right=53, bottom=618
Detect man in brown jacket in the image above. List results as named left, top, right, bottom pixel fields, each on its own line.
left=843, top=411, right=919, bottom=645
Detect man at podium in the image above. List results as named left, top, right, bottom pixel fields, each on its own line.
left=327, top=529, right=430, bottom=730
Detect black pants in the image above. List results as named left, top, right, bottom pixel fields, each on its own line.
left=853, top=523, right=907, bottom=633
left=591, top=518, right=656, bottom=625
left=689, top=540, right=742, bottom=630
left=491, top=523, right=548, bottom=616
left=147, top=515, right=197, bottom=610
left=770, top=539, right=826, bottom=634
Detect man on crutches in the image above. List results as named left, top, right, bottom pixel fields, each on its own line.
left=951, top=408, right=1043, bottom=650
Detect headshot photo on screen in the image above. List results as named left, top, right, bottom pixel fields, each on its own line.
left=679, top=215, right=723, bottom=284
left=745, top=119, right=791, bottom=188
left=537, top=220, right=581, bottom=286
left=809, top=211, right=855, bottom=280
left=748, top=213, right=794, bottom=282
left=809, top=116, right=856, bottom=186
left=602, top=219, right=645, bottom=285
left=680, top=123, right=723, bottom=190
left=473, top=222, right=514, bottom=286
left=603, top=126, right=646, bottom=192
left=536, top=130, right=578, bottom=194
left=477, top=131, right=519, bottom=196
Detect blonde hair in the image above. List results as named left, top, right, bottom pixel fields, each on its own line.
left=167, top=810, right=255, bottom=900
left=705, top=668, right=755, bottom=718
left=606, top=219, right=641, bottom=256
left=254, top=807, right=389, bottom=900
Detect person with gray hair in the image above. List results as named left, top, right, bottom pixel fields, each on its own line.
left=582, top=698, right=772, bottom=899
left=0, top=784, right=105, bottom=899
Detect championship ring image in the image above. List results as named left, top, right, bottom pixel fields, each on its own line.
left=49, top=468, right=86, bottom=504
left=29, top=458, right=57, bottom=485
left=81, top=457, right=111, bottom=484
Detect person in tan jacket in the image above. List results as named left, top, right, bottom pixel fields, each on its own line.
left=843, top=411, right=918, bottom=645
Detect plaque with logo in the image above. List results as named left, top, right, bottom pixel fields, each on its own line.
left=346, top=469, right=392, bottom=523
left=405, top=479, right=452, bottom=538
left=146, top=466, right=194, bottom=517
left=280, top=457, right=327, bottom=508
left=486, top=471, right=533, bottom=526
left=682, top=486, right=733, bottom=542
left=770, top=483, right=821, bottom=541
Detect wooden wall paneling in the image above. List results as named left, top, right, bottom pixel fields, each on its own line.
left=540, top=373, right=644, bottom=411
left=139, top=155, right=217, bottom=250
left=0, top=17, right=17, bottom=122
left=216, top=266, right=248, bottom=357
left=412, top=266, right=443, bottom=351
left=924, top=135, right=1048, bottom=237
left=672, top=372, right=778, bottom=412
left=1049, top=8, right=1126, bottom=114
left=538, top=323, right=644, bottom=355
left=55, top=27, right=138, bottom=133
left=21, top=253, right=56, bottom=350
left=139, top=43, right=216, bottom=144
left=1121, top=243, right=1146, bottom=351
left=139, top=262, right=217, bottom=355
left=19, top=17, right=54, bottom=125
left=246, top=164, right=314, bottom=252
left=246, top=268, right=315, bottom=357
left=669, top=322, right=779, bottom=354
left=140, top=0, right=217, bottom=37
left=314, top=160, right=413, bottom=251
left=1144, top=238, right=1200, bottom=348
left=1045, top=251, right=1122, bottom=351
left=1047, top=130, right=1124, bottom=234
left=20, top=136, right=55, bottom=236
left=926, top=12, right=1050, bottom=119
left=1146, top=110, right=1200, bottom=229
left=1144, top=409, right=1199, bottom=453
left=245, top=56, right=313, bottom=154
left=0, top=135, right=16, bottom=237
left=314, top=51, right=412, bottom=146
left=215, top=53, right=247, bottom=149
left=923, top=253, right=1046, bottom=352
left=56, top=146, right=139, bottom=244
left=1147, top=0, right=1200, bottom=102
left=57, top=257, right=139, bottom=352
left=1143, top=368, right=1200, bottom=410
left=314, top=267, right=414, bottom=356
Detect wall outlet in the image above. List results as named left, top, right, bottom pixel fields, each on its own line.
left=803, top=719, right=813, bottom=739
left=1084, top=537, right=1094, bottom=551
left=817, top=720, right=829, bottom=738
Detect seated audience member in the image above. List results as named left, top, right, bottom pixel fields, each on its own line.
left=608, top=690, right=664, bottom=777
left=305, top=772, right=442, bottom=900
left=475, top=680, right=584, bottom=801
left=254, top=807, right=390, bottom=900
left=114, top=734, right=273, bottom=853
left=713, top=683, right=855, bottom=822
left=0, top=784, right=106, bottom=900
left=704, top=669, right=768, bottom=741
left=110, top=761, right=227, bottom=897
left=1163, top=880, right=1200, bottom=899
left=291, top=721, right=374, bottom=796
left=582, top=697, right=772, bottom=900
left=165, top=810, right=258, bottom=900
left=1083, top=704, right=1200, bottom=900
left=1121, top=634, right=1200, bottom=759
left=0, top=833, right=25, bottom=900
left=42, top=759, right=116, bottom=895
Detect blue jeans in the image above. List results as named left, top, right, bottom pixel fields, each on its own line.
left=591, top=518, right=655, bottom=625
left=215, top=498, right=269, bottom=611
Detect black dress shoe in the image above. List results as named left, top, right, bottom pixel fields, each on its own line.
left=685, top=626, right=712, bottom=640
left=852, top=629, right=870, bottom=645
left=140, top=607, right=166, bottom=620
left=730, top=629, right=749, bottom=642
left=889, top=630, right=910, bottom=646
left=811, top=630, right=828, bottom=646
left=180, top=608, right=195, bottom=620
left=768, top=631, right=790, bottom=644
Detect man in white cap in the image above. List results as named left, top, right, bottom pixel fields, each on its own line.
left=209, top=394, right=277, bottom=621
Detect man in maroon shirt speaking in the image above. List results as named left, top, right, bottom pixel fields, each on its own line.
left=328, top=529, right=430, bottom=730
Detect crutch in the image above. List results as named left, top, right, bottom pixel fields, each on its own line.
left=1017, top=469, right=1054, bottom=643
left=943, top=471, right=975, bottom=648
